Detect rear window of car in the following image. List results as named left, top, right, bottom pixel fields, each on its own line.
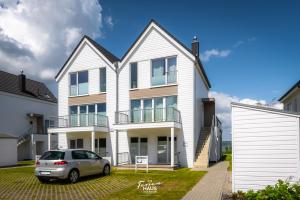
left=40, top=151, right=65, bottom=160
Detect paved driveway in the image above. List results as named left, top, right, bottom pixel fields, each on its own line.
left=182, top=161, right=229, bottom=200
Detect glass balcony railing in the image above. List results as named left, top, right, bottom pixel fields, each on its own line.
left=49, top=114, right=108, bottom=128
left=115, top=107, right=181, bottom=124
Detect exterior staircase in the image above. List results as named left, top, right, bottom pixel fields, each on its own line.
left=194, top=127, right=212, bottom=168
left=17, top=127, right=33, bottom=147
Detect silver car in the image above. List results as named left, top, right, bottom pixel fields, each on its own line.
left=35, top=149, right=110, bottom=183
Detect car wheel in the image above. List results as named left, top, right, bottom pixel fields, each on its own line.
left=68, top=169, right=79, bottom=183
left=103, top=164, right=110, bottom=176
left=37, top=177, right=49, bottom=183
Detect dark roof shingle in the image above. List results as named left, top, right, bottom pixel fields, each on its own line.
left=0, top=70, right=57, bottom=103
left=278, top=80, right=300, bottom=102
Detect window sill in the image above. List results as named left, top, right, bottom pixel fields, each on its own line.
left=150, top=83, right=178, bottom=89
left=129, top=88, right=139, bottom=91
left=99, top=92, right=107, bottom=94
left=69, top=94, right=89, bottom=98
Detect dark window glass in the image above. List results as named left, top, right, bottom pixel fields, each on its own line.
left=86, top=151, right=99, bottom=159
left=130, top=62, right=138, bottom=89
left=72, top=150, right=88, bottom=159
left=100, top=68, right=106, bottom=92
left=80, top=105, right=87, bottom=114
left=70, top=73, right=77, bottom=85
left=140, top=138, right=148, bottom=143
left=40, top=151, right=65, bottom=160
left=70, top=106, right=78, bottom=115
left=158, top=137, right=167, bottom=141
left=99, top=138, right=106, bottom=147
left=130, top=137, right=138, bottom=143
left=77, top=139, right=83, bottom=148
left=97, top=103, right=106, bottom=113
left=88, top=105, right=95, bottom=113
left=70, top=140, right=76, bottom=149
left=78, top=71, right=88, bottom=83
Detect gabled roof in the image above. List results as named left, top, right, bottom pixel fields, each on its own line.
left=121, top=19, right=211, bottom=88
left=121, top=19, right=193, bottom=61
left=0, top=70, right=57, bottom=103
left=55, top=19, right=211, bottom=88
left=278, top=80, right=300, bottom=102
left=55, top=35, right=119, bottom=79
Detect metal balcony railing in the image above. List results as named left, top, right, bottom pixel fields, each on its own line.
left=115, top=107, right=181, bottom=124
left=49, top=114, right=108, bottom=128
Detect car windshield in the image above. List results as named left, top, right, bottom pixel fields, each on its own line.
left=40, top=151, right=65, bottom=160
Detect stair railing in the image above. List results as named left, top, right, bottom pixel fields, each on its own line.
left=207, top=115, right=216, bottom=167
left=17, top=127, right=33, bottom=146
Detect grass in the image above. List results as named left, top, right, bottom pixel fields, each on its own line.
left=0, top=166, right=206, bottom=200
left=17, top=160, right=35, bottom=166
left=223, top=153, right=232, bottom=171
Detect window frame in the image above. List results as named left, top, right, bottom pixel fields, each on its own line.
left=130, top=62, right=138, bottom=89
left=150, top=56, right=177, bottom=87
left=99, top=67, right=106, bottom=93
left=69, top=70, right=89, bottom=97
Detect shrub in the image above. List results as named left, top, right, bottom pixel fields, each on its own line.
left=232, top=180, right=300, bottom=200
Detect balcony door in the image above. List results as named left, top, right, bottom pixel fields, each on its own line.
left=80, top=105, right=87, bottom=126
left=143, top=99, right=152, bottom=122
left=131, top=100, right=141, bottom=123
left=95, top=138, right=106, bottom=157
left=166, top=96, right=177, bottom=121
left=130, top=137, right=148, bottom=163
left=154, top=98, right=163, bottom=122
left=157, top=136, right=177, bottom=164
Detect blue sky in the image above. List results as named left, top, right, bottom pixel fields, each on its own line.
left=99, top=0, right=300, bottom=102
left=0, top=0, right=299, bottom=141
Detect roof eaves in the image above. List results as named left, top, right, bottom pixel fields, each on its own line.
left=278, top=80, right=300, bottom=102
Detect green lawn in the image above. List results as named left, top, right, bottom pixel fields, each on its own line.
left=224, top=153, right=232, bottom=171
left=0, top=166, right=206, bottom=200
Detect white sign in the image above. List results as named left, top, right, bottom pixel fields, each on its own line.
left=135, top=156, right=148, bottom=173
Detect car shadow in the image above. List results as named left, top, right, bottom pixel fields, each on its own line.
left=45, top=173, right=107, bottom=185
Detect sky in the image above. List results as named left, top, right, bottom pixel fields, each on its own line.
left=0, top=0, right=300, bottom=140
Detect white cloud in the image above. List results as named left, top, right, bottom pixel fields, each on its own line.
left=233, top=37, right=256, bottom=48
left=105, top=16, right=114, bottom=29
left=200, top=49, right=231, bottom=62
left=0, top=0, right=104, bottom=83
left=209, top=91, right=283, bottom=141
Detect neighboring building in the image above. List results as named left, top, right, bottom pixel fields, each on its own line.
left=49, top=20, right=222, bottom=168
left=279, top=80, right=300, bottom=112
left=231, top=102, right=300, bottom=192
left=0, top=133, right=17, bottom=166
left=0, top=70, right=58, bottom=161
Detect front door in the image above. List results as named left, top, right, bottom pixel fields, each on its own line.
left=130, top=137, right=148, bottom=164
left=95, top=138, right=106, bottom=157
left=157, top=136, right=177, bottom=164
left=157, top=137, right=168, bottom=163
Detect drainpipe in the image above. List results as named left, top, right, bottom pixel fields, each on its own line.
left=114, top=62, right=119, bottom=166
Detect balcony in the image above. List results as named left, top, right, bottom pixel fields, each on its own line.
left=114, top=107, right=181, bottom=130
left=47, top=114, right=109, bottom=133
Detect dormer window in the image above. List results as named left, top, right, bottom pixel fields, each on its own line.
left=151, top=56, right=177, bottom=86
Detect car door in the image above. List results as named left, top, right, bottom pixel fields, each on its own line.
left=71, top=150, right=91, bottom=176
left=86, top=151, right=102, bottom=174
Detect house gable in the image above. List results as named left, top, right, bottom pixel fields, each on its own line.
left=55, top=36, right=118, bottom=82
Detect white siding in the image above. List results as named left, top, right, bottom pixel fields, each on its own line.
left=194, top=67, right=209, bottom=156
left=232, top=104, right=300, bottom=192
left=118, top=27, right=197, bottom=167
left=0, top=138, right=17, bottom=166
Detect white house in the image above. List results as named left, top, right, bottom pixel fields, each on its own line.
left=0, top=70, right=58, bottom=161
left=0, top=133, right=17, bottom=166
left=49, top=20, right=222, bottom=168
left=232, top=102, right=300, bottom=192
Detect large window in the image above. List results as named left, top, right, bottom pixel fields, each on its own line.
left=70, top=139, right=84, bottom=149
left=69, top=71, right=89, bottom=96
left=100, top=68, right=106, bottom=92
left=130, top=62, right=138, bottom=89
left=151, top=57, right=177, bottom=86
left=69, top=104, right=106, bottom=127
